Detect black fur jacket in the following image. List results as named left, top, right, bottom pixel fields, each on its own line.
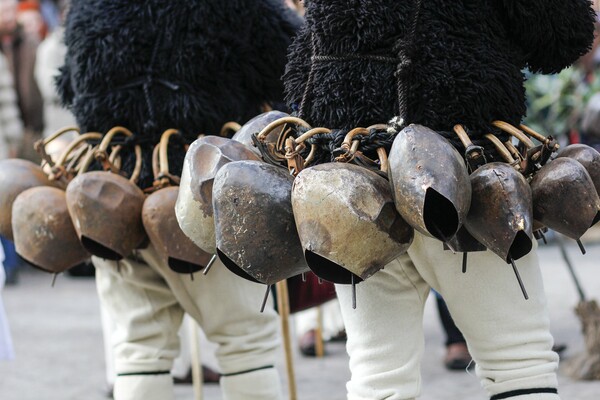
left=57, top=0, right=302, bottom=188
left=284, top=0, right=595, bottom=144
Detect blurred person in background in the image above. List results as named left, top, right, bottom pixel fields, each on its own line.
left=38, top=0, right=61, bottom=33
left=34, top=0, right=76, bottom=156
left=0, top=48, right=24, bottom=285
left=16, top=1, right=47, bottom=41
left=0, top=0, right=44, bottom=162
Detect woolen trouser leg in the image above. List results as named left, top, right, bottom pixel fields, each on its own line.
left=337, top=232, right=559, bottom=400
left=336, top=254, right=430, bottom=400
left=410, top=233, right=559, bottom=400
left=94, top=244, right=283, bottom=400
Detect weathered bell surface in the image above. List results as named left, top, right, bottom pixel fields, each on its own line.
left=0, top=159, right=59, bottom=240
left=574, top=144, right=600, bottom=226
left=388, top=124, right=471, bottom=242
left=231, top=110, right=289, bottom=156
left=12, top=186, right=89, bottom=273
left=213, top=160, right=308, bottom=285
left=175, top=136, right=261, bottom=254
left=292, top=162, right=414, bottom=284
left=464, top=163, right=533, bottom=262
left=66, top=171, right=147, bottom=260
left=557, top=144, right=600, bottom=194
left=530, top=157, right=600, bottom=240
left=143, top=187, right=213, bottom=274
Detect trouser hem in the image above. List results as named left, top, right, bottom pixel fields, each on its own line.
left=491, top=388, right=558, bottom=399
left=221, top=365, right=274, bottom=377
left=117, top=371, right=171, bottom=377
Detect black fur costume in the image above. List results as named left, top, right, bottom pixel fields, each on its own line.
left=284, top=0, right=596, bottom=156
left=57, top=0, right=302, bottom=189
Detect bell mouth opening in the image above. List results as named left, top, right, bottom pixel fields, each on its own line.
left=304, top=250, right=363, bottom=285
left=216, top=248, right=262, bottom=283
left=506, top=230, right=533, bottom=262
left=423, top=188, right=459, bottom=242
left=168, top=258, right=204, bottom=274
left=81, top=236, right=123, bottom=260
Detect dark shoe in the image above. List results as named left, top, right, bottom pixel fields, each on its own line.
left=444, top=342, right=473, bottom=371
left=299, top=329, right=317, bottom=357
left=328, top=329, right=347, bottom=343
left=173, top=365, right=221, bottom=384
left=552, top=343, right=567, bottom=356
left=202, top=365, right=221, bottom=384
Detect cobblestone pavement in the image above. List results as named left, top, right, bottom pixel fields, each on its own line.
left=1, top=237, right=600, bottom=400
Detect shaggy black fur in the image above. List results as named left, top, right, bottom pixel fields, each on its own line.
left=284, top=0, right=595, bottom=144
left=56, top=0, right=302, bottom=189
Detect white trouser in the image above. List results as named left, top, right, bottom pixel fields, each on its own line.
left=102, top=311, right=208, bottom=385
left=94, top=244, right=283, bottom=400
left=336, top=232, right=559, bottom=400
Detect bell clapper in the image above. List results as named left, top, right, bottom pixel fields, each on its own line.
left=576, top=239, right=586, bottom=255
left=462, top=253, right=468, bottom=274
left=510, top=257, right=529, bottom=300
left=540, top=232, right=548, bottom=245
left=51, top=273, right=58, bottom=287
left=189, top=265, right=195, bottom=281
left=318, top=277, right=323, bottom=285
left=116, top=260, right=121, bottom=274
left=203, top=254, right=217, bottom=275
left=351, top=273, right=357, bottom=310
left=301, top=272, right=306, bottom=282
left=260, top=285, right=272, bottom=313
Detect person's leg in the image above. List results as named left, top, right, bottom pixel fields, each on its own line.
left=144, top=247, right=284, bottom=400
left=335, top=254, right=430, bottom=400
left=410, top=233, right=560, bottom=399
left=435, top=292, right=466, bottom=347
left=94, top=253, right=185, bottom=400
left=434, top=291, right=472, bottom=370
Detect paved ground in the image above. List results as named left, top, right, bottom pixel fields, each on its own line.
left=2, top=235, right=600, bottom=400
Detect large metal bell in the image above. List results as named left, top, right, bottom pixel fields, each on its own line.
left=530, top=157, right=600, bottom=240
left=0, top=159, right=59, bottom=240
left=557, top=144, right=600, bottom=227
left=389, top=124, right=471, bottom=242
left=231, top=110, right=289, bottom=157
left=66, top=171, right=147, bottom=260
left=143, top=187, right=212, bottom=274
left=292, top=162, right=414, bottom=284
left=175, top=136, right=261, bottom=254
left=213, top=160, right=308, bottom=285
left=557, top=144, right=600, bottom=195
left=464, top=163, right=534, bottom=262
left=12, top=186, right=89, bottom=273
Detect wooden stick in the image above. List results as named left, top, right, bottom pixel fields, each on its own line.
left=189, top=320, right=204, bottom=400
left=315, top=306, right=325, bottom=358
left=276, top=280, right=297, bottom=400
